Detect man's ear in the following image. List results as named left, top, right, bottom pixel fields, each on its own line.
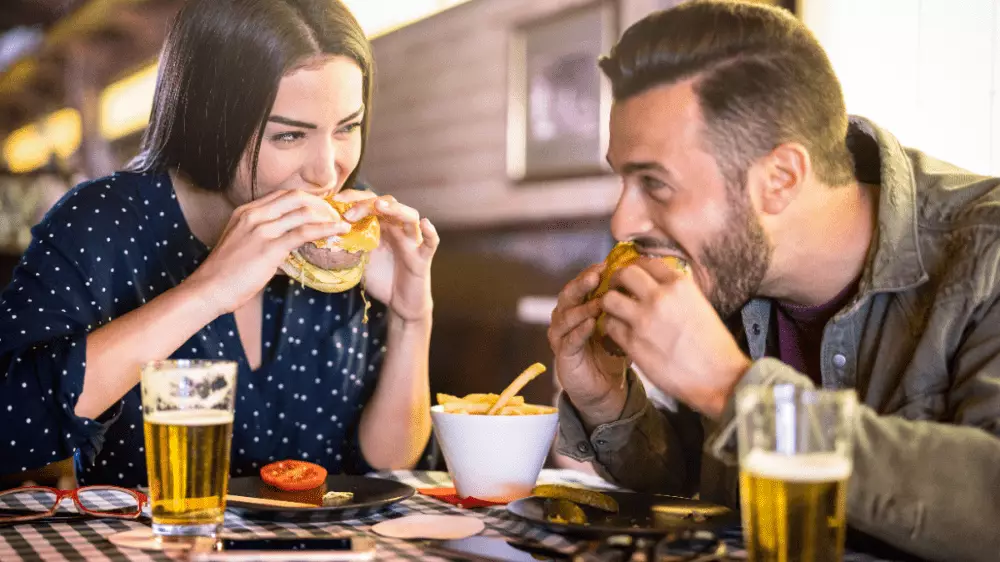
left=751, top=142, right=810, bottom=216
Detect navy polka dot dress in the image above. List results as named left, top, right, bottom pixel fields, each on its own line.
left=0, top=171, right=388, bottom=486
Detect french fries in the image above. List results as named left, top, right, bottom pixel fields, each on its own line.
left=434, top=363, right=557, bottom=416
left=439, top=402, right=557, bottom=415
left=436, top=393, right=525, bottom=407
left=487, top=363, right=547, bottom=415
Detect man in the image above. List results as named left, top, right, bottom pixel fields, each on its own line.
left=548, top=2, right=1000, bottom=561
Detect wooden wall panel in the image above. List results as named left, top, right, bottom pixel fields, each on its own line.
left=363, top=0, right=667, bottom=227
left=358, top=0, right=667, bottom=470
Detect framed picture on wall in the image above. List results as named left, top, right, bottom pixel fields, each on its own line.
left=506, top=2, right=617, bottom=182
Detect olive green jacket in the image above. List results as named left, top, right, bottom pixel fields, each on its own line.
left=556, top=116, right=1000, bottom=562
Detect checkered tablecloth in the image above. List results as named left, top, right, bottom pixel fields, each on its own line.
left=0, top=470, right=900, bottom=561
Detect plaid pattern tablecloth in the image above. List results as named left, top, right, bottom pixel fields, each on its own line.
left=0, top=470, right=898, bottom=561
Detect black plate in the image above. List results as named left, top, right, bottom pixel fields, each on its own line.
left=226, top=475, right=415, bottom=522
left=506, top=490, right=737, bottom=537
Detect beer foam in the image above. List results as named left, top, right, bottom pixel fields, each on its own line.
left=144, top=409, right=234, bottom=426
left=743, top=450, right=852, bottom=482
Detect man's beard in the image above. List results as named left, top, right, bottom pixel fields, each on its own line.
left=701, top=177, right=772, bottom=318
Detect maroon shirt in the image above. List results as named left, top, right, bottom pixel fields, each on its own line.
left=774, top=281, right=858, bottom=385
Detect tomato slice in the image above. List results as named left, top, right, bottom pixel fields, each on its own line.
left=259, top=460, right=328, bottom=491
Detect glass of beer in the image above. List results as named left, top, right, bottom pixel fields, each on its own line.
left=140, top=359, right=237, bottom=546
left=736, top=384, right=857, bottom=562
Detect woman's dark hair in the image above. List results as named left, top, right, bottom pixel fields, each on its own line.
left=128, top=0, right=374, bottom=194
left=600, top=0, right=854, bottom=188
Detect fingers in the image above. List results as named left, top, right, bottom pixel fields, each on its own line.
left=377, top=220, right=426, bottom=272
left=332, top=188, right=377, bottom=204
left=255, top=206, right=350, bottom=241
left=236, top=190, right=336, bottom=227
left=636, top=256, right=689, bottom=283
left=238, top=190, right=300, bottom=220
left=273, top=221, right=349, bottom=253
left=556, top=263, right=604, bottom=310
left=547, top=304, right=601, bottom=365
left=600, top=289, right=642, bottom=327
left=564, top=316, right=597, bottom=353
left=348, top=197, right=437, bottom=286
left=378, top=197, right=422, bottom=244
left=345, top=195, right=423, bottom=241
left=548, top=298, right=601, bottom=351
left=350, top=196, right=431, bottom=260
left=600, top=261, right=688, bottom=358
left=342, top=197, right=376, bottom=222
left=233, top=190, right=438, bottom=277
left=374, top=197, right=420, bottom=225
left=602, top=314, right=633, bottom=356
left=611, top=263, right=661, bottom=302
left=559, top=298, right=603, bottom=337
left=549, top=263, right=605, bottom=352
left=418, top=218, right=439, bottom=259
left=227, top=191, right=356, bottom=252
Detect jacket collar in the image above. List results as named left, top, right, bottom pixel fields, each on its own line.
left=846, top=115, right=928, bottom=294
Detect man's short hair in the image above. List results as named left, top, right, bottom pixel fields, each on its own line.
left=600, top=0, right=855, bottom=187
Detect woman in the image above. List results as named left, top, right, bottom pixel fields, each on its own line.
left=0, top=0, right=438, bottom=486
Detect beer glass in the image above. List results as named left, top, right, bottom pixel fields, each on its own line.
left=736, top=384, right=857, bottom=562
left=141, top=360, right=237, bottom=545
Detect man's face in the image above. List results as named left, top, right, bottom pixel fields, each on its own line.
left=607, top=80, right=772, bottom=318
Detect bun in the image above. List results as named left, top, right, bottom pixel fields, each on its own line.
left=588, top=242, right=688, bottom=356
left=279, top=198, right=381, bottom=293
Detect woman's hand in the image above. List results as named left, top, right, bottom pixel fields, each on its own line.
left=334, top=190, right=439, bottom=323
left=185, top=189, right=351, bottom=315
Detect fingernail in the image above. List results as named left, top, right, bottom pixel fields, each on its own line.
left=377, top=200, right=389, bottom=209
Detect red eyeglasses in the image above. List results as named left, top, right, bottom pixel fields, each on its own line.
left=0, top=485, right=148, bottom=524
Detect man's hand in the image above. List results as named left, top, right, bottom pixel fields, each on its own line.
left=548, top=264, right=629, bottom=428
left=600, top=257, right=751, bottom=419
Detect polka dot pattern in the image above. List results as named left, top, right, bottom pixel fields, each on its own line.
left=0, top=171, right=388, bottom=485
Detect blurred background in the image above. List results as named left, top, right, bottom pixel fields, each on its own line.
left=0, top=0, right=998, bottom=486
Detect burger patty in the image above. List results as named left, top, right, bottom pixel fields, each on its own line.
left=297, top=243, right=362, bottom=270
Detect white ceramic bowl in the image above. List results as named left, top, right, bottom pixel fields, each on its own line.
left=430, top=405, right=559, bottom=502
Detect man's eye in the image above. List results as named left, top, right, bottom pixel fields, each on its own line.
left=641, top=175, right=666, bottom=190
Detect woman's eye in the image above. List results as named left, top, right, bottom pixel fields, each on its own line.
left=271, top=131, right=305, bottom=143
left=337, top=122, right=362, bottom=135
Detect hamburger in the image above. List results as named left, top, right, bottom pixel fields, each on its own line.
left=280, top=198, right=380, bottom=293
left=588, top=241, right=688, bottom=356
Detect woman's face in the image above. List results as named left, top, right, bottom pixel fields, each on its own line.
left=232, top=55, right=365, bottom=203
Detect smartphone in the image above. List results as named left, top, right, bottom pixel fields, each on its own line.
left=190, top=536, right=377, bottom=561
left=424, top=536, right=570, bottom=561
